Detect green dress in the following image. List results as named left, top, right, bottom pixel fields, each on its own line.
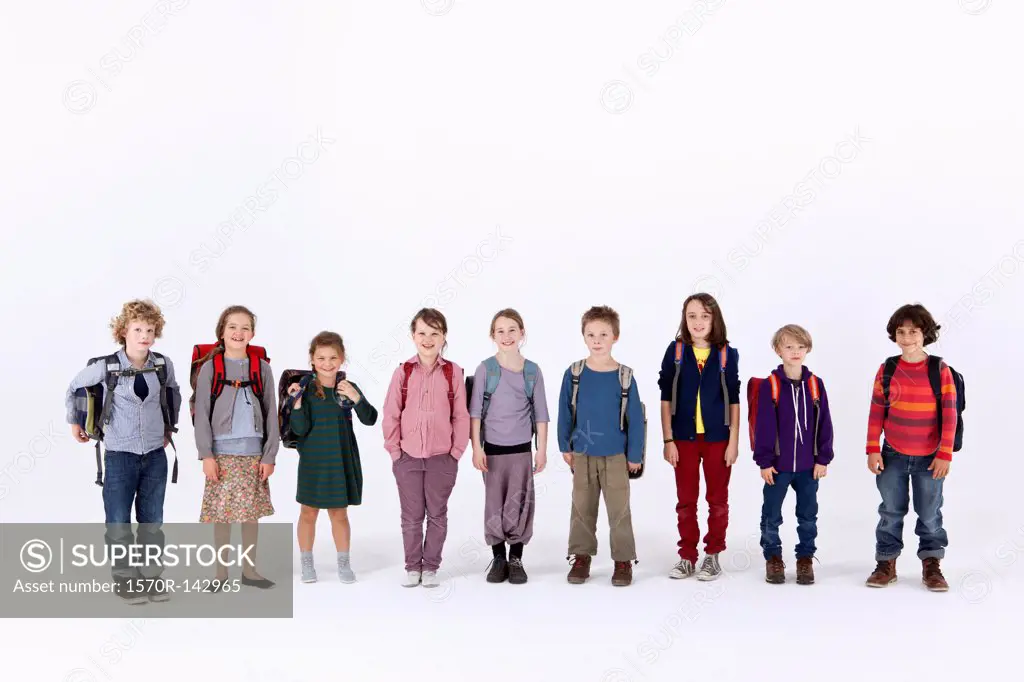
left=290, top=381, right=378, bottom=509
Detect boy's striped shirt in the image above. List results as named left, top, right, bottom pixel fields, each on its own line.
left=865, top=356, right=957, bottom=461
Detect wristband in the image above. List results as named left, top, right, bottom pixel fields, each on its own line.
left=663, top=438, right=673, bottom=444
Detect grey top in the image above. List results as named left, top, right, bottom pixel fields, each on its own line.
left=192, top=353, right=280, bottom=464
left=469, top=359, right=550, bottom=446
left=65, top=348, right=182, bottom=455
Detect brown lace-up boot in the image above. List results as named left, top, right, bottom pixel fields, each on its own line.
left=796, top=557, right=815, bottom=585
left=765, top=556, right=786, bottom=584
left=922, top=558, right=948, bottom=592
left=865, top=559, right=897, bottom=587
left=612, top=561, right=633, bottom=587
left=567, top=555, right=591, bottom=584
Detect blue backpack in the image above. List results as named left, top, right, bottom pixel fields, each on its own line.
left=469, top=356, right=540, bottom=447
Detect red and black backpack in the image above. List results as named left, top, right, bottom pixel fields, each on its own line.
left=189, top=343, right=270, bottom=429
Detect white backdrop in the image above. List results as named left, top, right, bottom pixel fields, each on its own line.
left=1, top=1, right=1022, bottom=680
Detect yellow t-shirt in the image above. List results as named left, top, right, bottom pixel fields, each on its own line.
left=693, top=346, right=711, bottom=434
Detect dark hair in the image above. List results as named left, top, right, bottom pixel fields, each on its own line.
left=677, top=293, right=729, bottom=347
left=308, top=331, right=346, bottom=400
left=410, top=308, right=449, bottom=355
left=195, top=304, right=257, bottom=368
left=886, top=303, right=940, bottom=345
left=580, top=305, right=620, bottom=338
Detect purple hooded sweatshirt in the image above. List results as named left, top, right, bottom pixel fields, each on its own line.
left=752, top=365, right=835, bottom=473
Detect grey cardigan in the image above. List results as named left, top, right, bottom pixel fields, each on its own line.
left=192, top=354, right=281, bottom=464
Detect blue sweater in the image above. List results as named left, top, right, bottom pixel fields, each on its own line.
left=657, top=340, right=741, bottom=442
left=557, top=363, right=645, bottom=463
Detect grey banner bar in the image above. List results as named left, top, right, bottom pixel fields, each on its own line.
left=0, top=523, right=293, bottom=618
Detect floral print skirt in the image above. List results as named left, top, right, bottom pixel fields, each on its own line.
left=199, top=455, right=275, bottom=523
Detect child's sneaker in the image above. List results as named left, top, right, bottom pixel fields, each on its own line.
left=796, top=557, right=815, bottom=585
left=486, top=558, right=509, bottom=583
left=611, top=561, right=633, bottom=587
left=300, top=553, right=317, bottom=583
left=146, top=579, right=171, bottom=602
left=922, top=558, right=948, bottom=592
left=865, top=559, right=897, bottom=588
left=566, top=555, right=591, bottom=584
left=696, top=553, right=722, bottom=581
left=765, top=556, right=786, bottom=584
left=421, top=571, right=440, bottom=588
left=507, top=557, right=528, bottom=585
left=668, top=559, right=695, bottom=579
left=337, top=553, right=356, bottom=584
left=402, top=570, right=422, bottom=588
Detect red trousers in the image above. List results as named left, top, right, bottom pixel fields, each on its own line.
left=674, top=435, right=731, bottom=563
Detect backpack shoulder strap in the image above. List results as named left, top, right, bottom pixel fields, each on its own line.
left=247, top=347, right=265, bottom=396
left=442, top=361, right=455, bottom=415
left=483, top=356, right=502, bottom=396
left=399, top=361, right=416, bottom=411
left=719, top=344, right=728, bottom=372
left=926, top=355, right=943, bottom=399
left=807, top=373, right=820, bottom=403
left=569, top=360, right=586, bottom=416
left=522, top=359, right=539, bottom=400
left=618, top=364, right=633, bottom=432
left=767, top=373, right=780, bottom=404
left=718, top=344, right=731, bottom=426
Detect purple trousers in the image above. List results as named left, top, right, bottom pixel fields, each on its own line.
left=392, top=452, right=459, bottom=572
left=482, top=451, right=535, bottom=546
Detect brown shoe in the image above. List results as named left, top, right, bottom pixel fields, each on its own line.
left=796, top=557, right=815, bottom=585
left=865, top=559, right=897, bottom=587
left=567, top=555, right=591, bottom=584
left=612, top=561, right=633, bottom=587
left=922, top=558, right=948, bottom=592
left=765, top=556, right=785, bottom=584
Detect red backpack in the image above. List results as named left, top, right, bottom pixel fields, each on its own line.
left=190, top=343, right=269, bottom=425
left=399, top=360, right=468, bottom=414
left=747, top=371, right=820, bottom=455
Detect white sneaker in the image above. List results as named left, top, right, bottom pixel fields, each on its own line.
left=668, top=559, right=695, bottom=579
left=402, top=570, right=422, bottom=587
left=696, top=553, right=722, bottom=581
left=421, top=571, right=440, bottom=588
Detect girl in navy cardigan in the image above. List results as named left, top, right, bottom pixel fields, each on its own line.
left=657, top=293, right=741, bottom=582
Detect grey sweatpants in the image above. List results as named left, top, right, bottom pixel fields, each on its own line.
left=482, top=451, right=535, bottom=546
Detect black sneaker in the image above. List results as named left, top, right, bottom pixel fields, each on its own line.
left=485, top=558, right=509, bottom=583
left=114, top=579, right=148, bottom=605
left=241, top=575, right=276, bottom=589
left=508, top=557, right=528, bottom=585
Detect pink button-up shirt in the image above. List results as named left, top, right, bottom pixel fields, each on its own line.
left=382, top=355, right=471, bottom=461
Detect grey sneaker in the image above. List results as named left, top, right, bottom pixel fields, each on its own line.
left=668, top=559, right=695, bottom=579
left=402, top=570, right=422, bottom=587
left=337, top=555, right=356, bottom=584
left=300, top=554, right=317, bottom=583
left=696, top=553, right=722, bottom=581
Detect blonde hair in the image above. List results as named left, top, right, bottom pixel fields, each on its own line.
left=110, top=299, right=166, bottom=346
left=308, top=331, right=346, bottom=400
left=772, top=324, right=813, bottom=352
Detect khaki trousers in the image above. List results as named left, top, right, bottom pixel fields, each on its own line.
left=567, top=453, right=637, bottom=561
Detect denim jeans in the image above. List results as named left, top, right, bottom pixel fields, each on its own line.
left=874, top=443, right=948, bottom=561
left=102, top=448, right=168, bottom=579
left=759, top=470, right=819, bottom=560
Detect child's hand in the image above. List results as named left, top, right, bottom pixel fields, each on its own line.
left=472, top=448, right=488, bottom=473
left=203, top=458, right=220, bottom=483
left=663, top=441, right=678, bottom=467
left=867, top=452, right=884, bottom=475
left=813, top=463, right=827, bottom=480
left=71, top=424, right=89, bottom=443
left=534, top=450, right=547, bottom=474
left=628, top=461, right=642, bottom=474
left=928, top=458, right=950, bottom=480
left=337, top=380, right=361, bottom=404
left=288, top=382, right=303, bottom=409
left=562, top=452, right=574, bottom=470
left=260, top=463, right=275, bottom=482
left=761, top=466, right=778, bottom=485
left=724, top=442, right=739, bottom=467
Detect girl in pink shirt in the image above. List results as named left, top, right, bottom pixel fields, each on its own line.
left=382, top=308, right=471, bottom=588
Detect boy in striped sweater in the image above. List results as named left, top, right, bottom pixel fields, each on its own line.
left=865, top=303, right=957, bottom=592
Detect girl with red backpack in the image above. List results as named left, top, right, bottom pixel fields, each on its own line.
left=381, top=308, right=471, bottom=588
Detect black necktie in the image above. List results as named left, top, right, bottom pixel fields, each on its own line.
left=134, top=373, right=149, bottom=401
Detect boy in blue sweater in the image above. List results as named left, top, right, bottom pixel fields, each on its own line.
left=752, top=324, right=834, bottom=585
left=558, top=306, right=645, bottom=587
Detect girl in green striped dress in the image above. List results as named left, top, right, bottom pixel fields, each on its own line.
left=287, top=331, right=377, bottom=583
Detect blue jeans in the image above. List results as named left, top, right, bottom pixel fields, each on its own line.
left=759, top=470, right=819, bottom=560
left=875, top=444, right=948, bottom=561
left=102, top=449, right=168, bottom=579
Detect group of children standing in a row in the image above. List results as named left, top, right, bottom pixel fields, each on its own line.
left=65, top=293, right=959, bottom=603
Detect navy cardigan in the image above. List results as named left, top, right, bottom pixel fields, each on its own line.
left=657, top=340, right=741, bottom=443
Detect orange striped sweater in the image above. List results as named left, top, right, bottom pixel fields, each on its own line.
left=866, top=357, right=958, bottom=461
